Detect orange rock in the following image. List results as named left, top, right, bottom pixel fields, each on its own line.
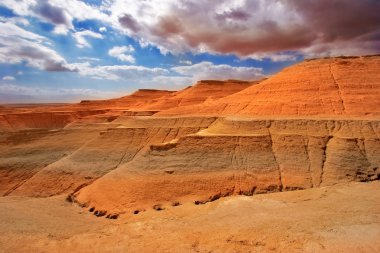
left=73, top=118, right=380, bottom=215
left=76, top=89, right=175, bottom=110
left=158, top=56, right=380, bottom=118
left=145, top=79, right=255, bottom=111
left=1, top=56, right=379, bottom=219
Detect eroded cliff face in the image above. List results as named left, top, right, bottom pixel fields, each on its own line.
left=144, top=80, right=255, bottom=111
left=0, top=127, right=104, bottom=196
left=77, top=89, right=175, bottom=110
left=0, top=110, right=116, bottom=131
left=157, top=56, right=380, bottom=117
left=9, top=117, right=216, bottom=197
left=72, top=117, right=380, bottom=216
left=0, top=56, right=379, bottom=219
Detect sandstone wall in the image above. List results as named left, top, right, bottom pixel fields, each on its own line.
left=0, top=110, right=113, bottom=131
left=73, top=117, right=380, bottom=216
left=8, top=117, right=217, bottom=197
left=158, top=56, right=380, bottom=117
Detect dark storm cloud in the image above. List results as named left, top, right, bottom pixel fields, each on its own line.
left=115, top=0, right=380, bottom=57
left=119, top=14, right=141, bottom=32
left=33, top=0, right=70, bottom=26
left=215, top=9, right=251, bottom=22
left=286, top=0, right=380, bottom=42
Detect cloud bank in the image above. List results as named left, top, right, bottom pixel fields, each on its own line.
left=110, top=0, right=380, bottom=58
left=108, top=45, right=136, bottom=63
left=2, top=0, right=379, bottom=59
left=0, top=0, right=379, bottom=103
left=0, top=22, right=74, bottom=71
left=71, top=61, right=264, bottom=84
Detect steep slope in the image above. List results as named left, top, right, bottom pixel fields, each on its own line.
left=0, top=89, right=174, bottom=131
left=0, top=110, right=112, bottom=131
left=0, top=127, right=106, bottom=196
left=73, top=117, right=380, bottom=216
left=158, top=56, right=380, bottom=117
left=0, top=81, right=253, bottom=131
left=77, top=89, right=174, bottom=111
left=145, top=80, right=255, bottom=111
left=1, top=56, right=379, bottom=221
left=10, top=117, right=216, bottom=197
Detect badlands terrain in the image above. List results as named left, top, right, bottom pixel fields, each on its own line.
left=0, top=55, right=379, bottom=252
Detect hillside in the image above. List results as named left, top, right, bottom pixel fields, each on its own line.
left=158, top=56, right=380, bottom=118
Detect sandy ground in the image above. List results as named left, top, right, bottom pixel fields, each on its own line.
left=0, top=181, right=379, bottom=253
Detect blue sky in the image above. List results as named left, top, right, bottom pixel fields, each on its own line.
left=0, top=0, right=379, bottom=103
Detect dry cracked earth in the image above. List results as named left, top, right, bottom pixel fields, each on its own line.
left=0, top=56, right=379, bottom=252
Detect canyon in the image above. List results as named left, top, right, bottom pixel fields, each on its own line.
left=0, top=55, right=379, bottom=252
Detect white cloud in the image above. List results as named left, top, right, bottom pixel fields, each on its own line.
left=2, top=76, right=15, bottom=81
left=71, top=62, right=169, bottom=81
left=0, top=21, right=45, bottom=42
left=53, top=24, right=70, bottom=35
left=0, top=22, right=74, bottom=71
left=70, top=61, right=263, bottom=87
left=172, top=61, right=264, bottom=81
left=116, top=54, right=135, bottom=63
left=99, top=26, right=107, bottom=33
left=179, top=60, right=192, bottom=65
left=150, top=75, right=193, bottom=88
left=0, top=16, right=30, bottom=26
left=73, top=30, right=103, bottom=48
left=108, top=45, right=135, bottom=63
left=0, top=0, right=108, bottom=33
left=0, top=0, right=35, bottom=17
left=109, top=45, right=135, bottom=54
left=1, top=0, right=378, bottom=59
left=0, top=83, right=119, bottom=103
left=248, top=52, right=298, bottom=62
left=77, top=57, right=100, bottom=62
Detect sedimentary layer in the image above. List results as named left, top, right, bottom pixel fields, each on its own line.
left=1, top=56, right=379, bottom=219
left=73, top=117, right=380, bottom=216
left=157, top=56, right=380, bottom=117
left=144, top=79, right=256, bottom=111
left=5, top=117, right=216, bottom=197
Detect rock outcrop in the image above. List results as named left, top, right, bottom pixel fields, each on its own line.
left=144, top=79, right=256, bottom=111
left=77, top=89, right=175, bottom=110
left=158, top=56, right=380, bottom=117
left=0, top=55, right=379, bottom=218
left=10, top=117, right=216, bottom=197
left=73, top=117, right=380, bottom=214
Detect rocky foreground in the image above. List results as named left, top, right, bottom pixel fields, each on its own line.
left=0, top=181, right=379, bottom=253
left=0, top=55, right=379, bottom=252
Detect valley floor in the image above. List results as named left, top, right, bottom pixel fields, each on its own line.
left=0, top=181, right=379, bottom=253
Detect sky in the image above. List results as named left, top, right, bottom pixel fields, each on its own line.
left=0, top=0, right=379, bottom=103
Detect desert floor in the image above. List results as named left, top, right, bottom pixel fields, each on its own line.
left=0, top=181, right=379, bottom=253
